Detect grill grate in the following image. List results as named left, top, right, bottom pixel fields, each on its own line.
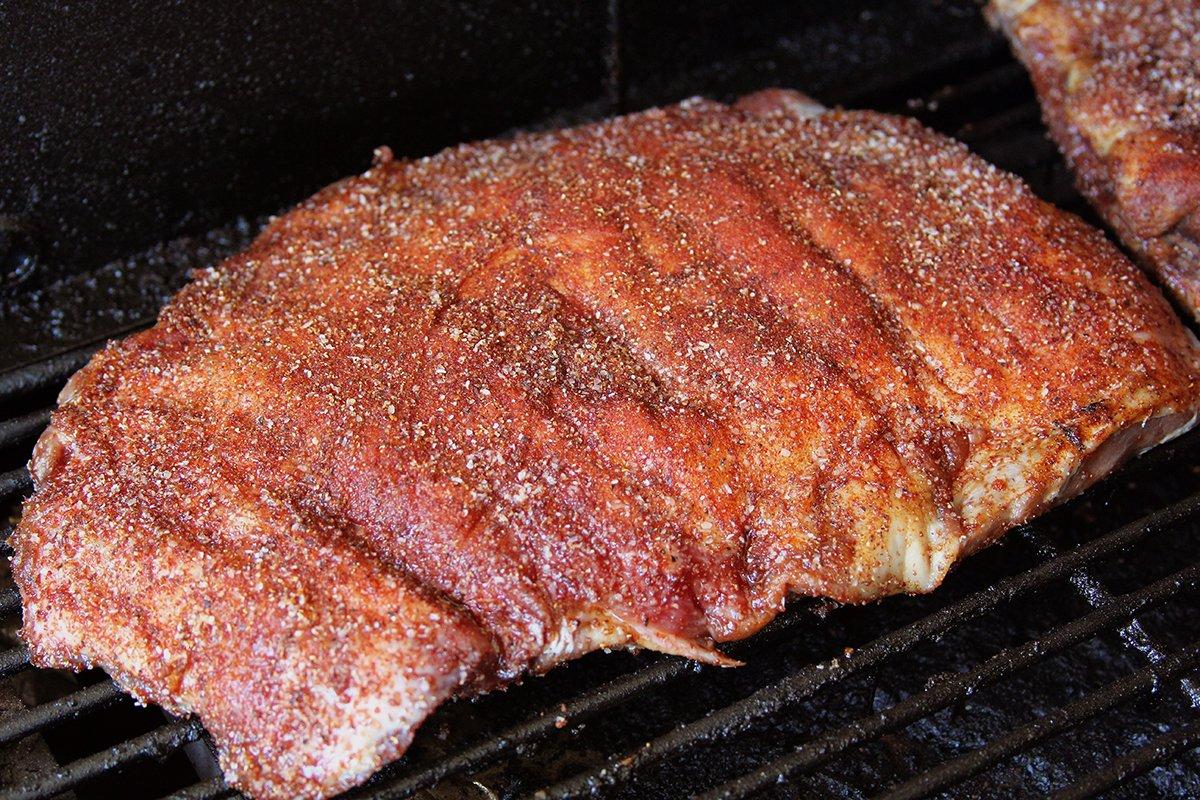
left=531, top=487, right=1200, bottom=800
left=2, top=43, right=1200, bottom=800
left=4, top=402, right=1199, bottom=800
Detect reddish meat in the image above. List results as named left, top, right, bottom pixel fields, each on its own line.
left=13, top=90, right=1200, bottom=799
left=990, top=0, right=1200, bottom=316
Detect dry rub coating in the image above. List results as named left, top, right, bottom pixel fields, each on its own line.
left=13, top=90, right=1200, bottom=800
left=989, top=0, right=1200, bottom=316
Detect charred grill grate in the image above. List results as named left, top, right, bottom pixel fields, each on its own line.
left=2, top=40, right=1200, bottom=800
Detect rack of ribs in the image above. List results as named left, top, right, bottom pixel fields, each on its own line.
left=989, top=0, right=1200, bottom=317
left=12, top=90, right=1200, bottom=800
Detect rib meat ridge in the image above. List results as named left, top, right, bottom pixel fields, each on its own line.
left=13, top=90, right=1200, bottom=800
left=989, top=0, right=1200, bottom=316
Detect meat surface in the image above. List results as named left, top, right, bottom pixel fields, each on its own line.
left=988, top=0, right=1200, bottom=316
left=13, top=90, right=1200, bottom=800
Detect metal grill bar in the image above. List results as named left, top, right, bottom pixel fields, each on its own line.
left=694, top=566, right=1200, bottom=800
left=0, top=347, right=97, bottom=400
left=179, top=594, right=820, bottom=800
left=0, top=646, right=29, bottom=680
left=0, top=469, right=31, bottom=505
left=0, top=681, right=122, bottom=745
left=371, top=657, right=691, bottom=800
left=529, top=491, right=1200, bottom=799
left=0, top=409, right=51, bottom=450
left=0, top=323, right=148, bottom=401
left=182, top=651, right=696, bottom=800
left=1048, top=721, right=1200, bottom=800
left=14, top=487, right=1193, bottom=800
left=0, top=588, right=22, bottom=617
left=1021, top=528, right=1200, bottom=706
left=169, top=776, right=240, bottom=800
left=870, top=640, right=1200, bottom=800
left=3, top=717, right=204, bottom=800
left=1, top=41, right=1199, bottom=800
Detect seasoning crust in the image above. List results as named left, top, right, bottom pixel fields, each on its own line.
left=13, top=90, right=1200, bottom=800
left=989, top=0, right=1200, bottom=315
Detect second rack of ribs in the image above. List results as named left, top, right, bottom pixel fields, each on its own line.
left=12, top=90, right=1200, bottom=800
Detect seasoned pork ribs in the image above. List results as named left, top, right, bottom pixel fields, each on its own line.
left=989, top=0, right=1200, bottom=316
left=13, top=90, right=1200, bottom=800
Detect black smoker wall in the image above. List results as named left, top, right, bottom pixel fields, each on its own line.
left=0, top=0, right=607, bottom=286
left=0, top=0, right=993, bottom=291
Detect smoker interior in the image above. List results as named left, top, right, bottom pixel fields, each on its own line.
left=2, top=2, right=1200, bottom=798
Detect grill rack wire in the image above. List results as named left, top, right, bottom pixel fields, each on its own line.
left=1, top=42, right=1199, bottom=800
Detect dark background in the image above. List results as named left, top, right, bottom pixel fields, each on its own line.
left=0, top=0, right=610, bottom=281
left=2, top=4, right=1200, bottom=799
left=0, top=0, right=998, bottom=371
